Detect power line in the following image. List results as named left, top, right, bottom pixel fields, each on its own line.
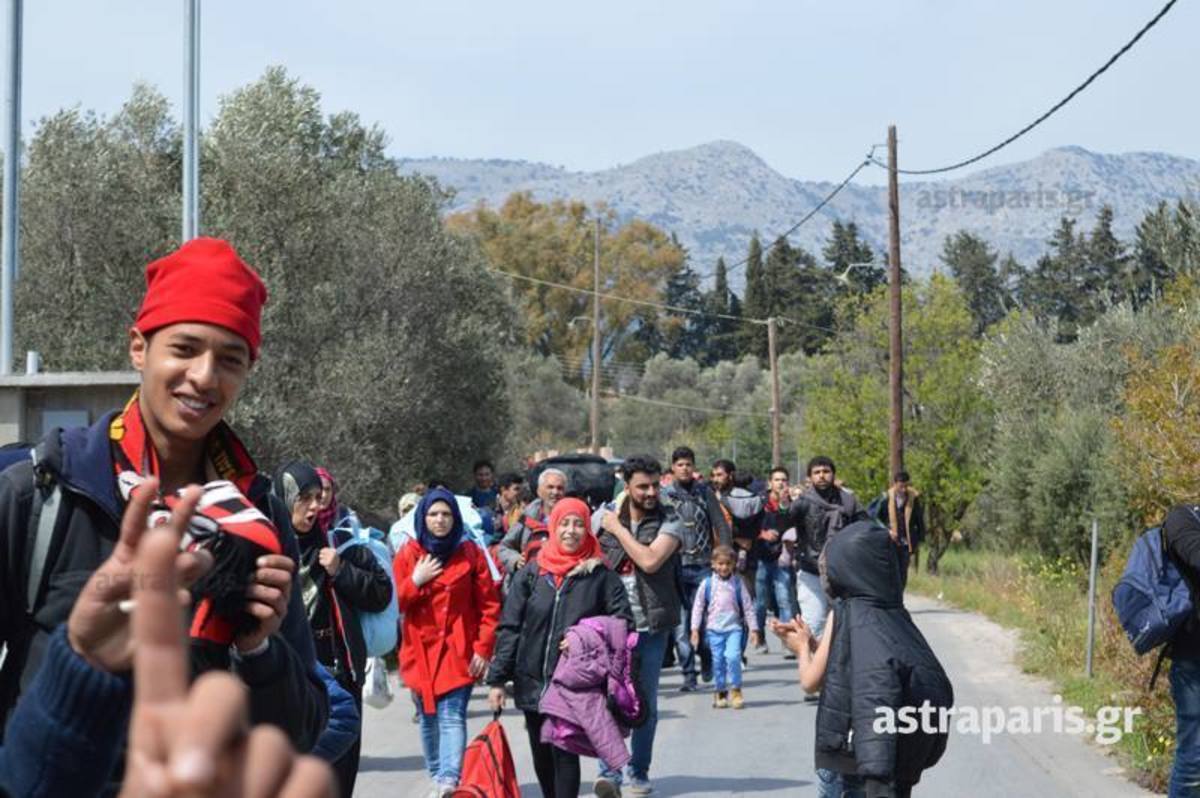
left=494, top=266, right=846, bottom=336
left=700, top=153, right=876, bottom=281
left=868, top=0, right=1180, bottom=176
left=490, top=267, right=765, bottom=325
left=600, top=390, right=770, bottom=418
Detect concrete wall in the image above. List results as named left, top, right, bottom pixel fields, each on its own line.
left=0, top=377, right=140, bottom=445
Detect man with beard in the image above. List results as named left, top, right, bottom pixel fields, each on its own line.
left=663, top=446, right=732, bottom=691
left=594, top=455, right=683, bottom=797
left=789, top=456, right=863, bottom=647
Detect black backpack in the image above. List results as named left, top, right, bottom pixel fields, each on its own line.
left=668, top=489, right=714, bottom=567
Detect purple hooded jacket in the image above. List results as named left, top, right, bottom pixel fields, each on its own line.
left=538, top=615, right=639, bottom=767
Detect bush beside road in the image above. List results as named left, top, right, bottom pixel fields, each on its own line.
left=909, top=545, right=1175, bottom=792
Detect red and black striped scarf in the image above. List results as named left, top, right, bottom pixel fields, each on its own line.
left=110, top=393, right=282, bottom=644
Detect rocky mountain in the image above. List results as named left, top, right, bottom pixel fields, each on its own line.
left=398, top=141, right=1200, bottom=285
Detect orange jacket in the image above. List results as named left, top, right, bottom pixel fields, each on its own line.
left=394, top=538, right=501, bottom=712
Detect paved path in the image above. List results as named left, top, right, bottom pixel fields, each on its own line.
left=357, top=594, right=1154, bottom=797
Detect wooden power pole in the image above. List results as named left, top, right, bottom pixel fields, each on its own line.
left=767, top=316, right=782, bottom=467
left=590, top=217, right=601, bottom=453
left=887, top=125, right=904, bottom=479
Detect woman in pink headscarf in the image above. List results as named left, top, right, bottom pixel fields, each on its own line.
left=316, top=467, right=347, bottom=534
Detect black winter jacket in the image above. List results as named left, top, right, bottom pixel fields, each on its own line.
left=0, top=416, right=329, bottom=754
left=789, top=486, right=863, bottom=576
left=486, top=558, right=632, bottom=711
left=816, top=520, right=953, bottom=792
left=300, top=534, right=394, bottom=687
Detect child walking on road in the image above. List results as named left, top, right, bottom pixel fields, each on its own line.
left=691, top=546, right=759, bottom=709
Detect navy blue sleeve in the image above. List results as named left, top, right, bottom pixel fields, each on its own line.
left=0, top=626, right=131, bottom=798
left=311, top=663, right=360, bottom=762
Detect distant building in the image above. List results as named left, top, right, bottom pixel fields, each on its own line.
left=0, top=371, right=141, bottom=444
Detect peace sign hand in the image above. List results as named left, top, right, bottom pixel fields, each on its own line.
left=119, top=484, right=335, bottom=798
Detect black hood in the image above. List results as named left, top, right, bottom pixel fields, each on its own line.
left=824, top=519, right=903, bottom=606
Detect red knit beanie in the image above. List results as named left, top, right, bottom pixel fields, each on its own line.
left=134, top=238, right=268, bottom=359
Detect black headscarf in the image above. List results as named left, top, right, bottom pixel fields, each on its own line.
left=273, top=460, right=323, bottom=553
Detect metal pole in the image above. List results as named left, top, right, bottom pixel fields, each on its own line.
left=182, top=0, right=200, bottom=241
left=767, top=316, right=781, bottom=467
left=1, top=0, right=21, bottom=375
left=1086, top=518, right=1099, bottom=678
left=887, top=125, right=904, bottom=479
left=589, top=217, right=601, bottom=453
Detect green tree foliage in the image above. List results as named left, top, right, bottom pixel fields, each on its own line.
left=739, top=234, right=768, bottom=359
left=503, top=352, right=589, bottom=457
left=699, top=257, right=741, bottom=365
left=17, top=84, right=180, bottom=369
left=657, top=255, right=706, bottom=361
left=823, top=220, right=883, bottom=294
left=940, top=231, right=1008, bottom=334
left=800, top=277, right=989, bottom=572
left=1134, top=201, right=1200, bottom=306
left=15, top=69, right=512, bottom=512
left=977, top=303, right=1190, bottom=563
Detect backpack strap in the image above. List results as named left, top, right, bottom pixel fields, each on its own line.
left=1150, top=645, right=1170, bottom=691
left=24, top=445, right=62, bottom=615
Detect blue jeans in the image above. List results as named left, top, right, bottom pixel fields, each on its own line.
left=418, top=684, right=472, bottom=786
left=673, top=563, right=711, bottom=682
left=817, top=768, right=866, bottom=798
left=706, top=627, right=744, bottom=691
left=1172, top=658, right=1200, bottom=797
left=754, top=557, right=797, bottom=632
left=600, top=629, right=668, bottom=783
left=796, top=568, right=829, bottom=639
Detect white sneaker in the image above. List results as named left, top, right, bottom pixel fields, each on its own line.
left=627, top=776, right=655, bottom=795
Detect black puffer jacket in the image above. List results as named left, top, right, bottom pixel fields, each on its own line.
left=789, top=486, right=863, bottom=576
left=816, top=520, right=953, bottom=793
left=486, top=558, right=632, bottom=711
left=299, top=535, right=394, bottom=687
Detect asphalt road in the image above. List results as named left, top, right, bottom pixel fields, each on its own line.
left=356, top=594, right=1155, bottom=797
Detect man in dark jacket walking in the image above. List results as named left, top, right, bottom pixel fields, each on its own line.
left=1163, top=505, right=1200, bottom=797
left=663, top=446, right=733, bottom=692
left=594, top=455, right=684, bottom=797
left=871, top=471, right=925, bottom=589
left=788, top=456, right=863, bottom=642
left=0, top=239, right=328, bottom=763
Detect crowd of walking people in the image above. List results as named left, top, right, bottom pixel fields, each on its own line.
left=0, top=238, right=952, bottom=798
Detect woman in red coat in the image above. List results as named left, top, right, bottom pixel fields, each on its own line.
left=394, top=487, right=501, bottom=796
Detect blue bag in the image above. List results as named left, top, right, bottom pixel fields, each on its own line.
left=331, top=514, right=400, bottom=657
left=1112, top=521, right=1196, bottom=688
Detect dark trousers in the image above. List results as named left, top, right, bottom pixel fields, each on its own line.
left=896, top=541, right=911, bottom=591
left=332, top=672, right=363, bottom=798
left=672, top=563, right=712, bottom=682
left=525, top=711, right=581, bottom=798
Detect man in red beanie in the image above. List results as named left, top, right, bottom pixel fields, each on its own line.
left=0, top=238, right=329, bottom=770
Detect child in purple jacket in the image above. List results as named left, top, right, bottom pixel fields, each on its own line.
left=690, top=546, right=759, bottom=709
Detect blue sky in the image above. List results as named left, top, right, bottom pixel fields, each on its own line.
left=15, top=1, right=1196, bottom=185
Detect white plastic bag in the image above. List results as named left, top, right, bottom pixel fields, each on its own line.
left=363, top=656, right=393, bottom=709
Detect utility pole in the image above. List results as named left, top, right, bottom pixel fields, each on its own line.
left=767, top=316, right=781, bottom=467
left=182, top=0, right=200, bottom=241
left=1, top=0, right=21, bottom=375
left=589, top=217, right=601, bottom=453
left=887, top=125, right=904, bottom=480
